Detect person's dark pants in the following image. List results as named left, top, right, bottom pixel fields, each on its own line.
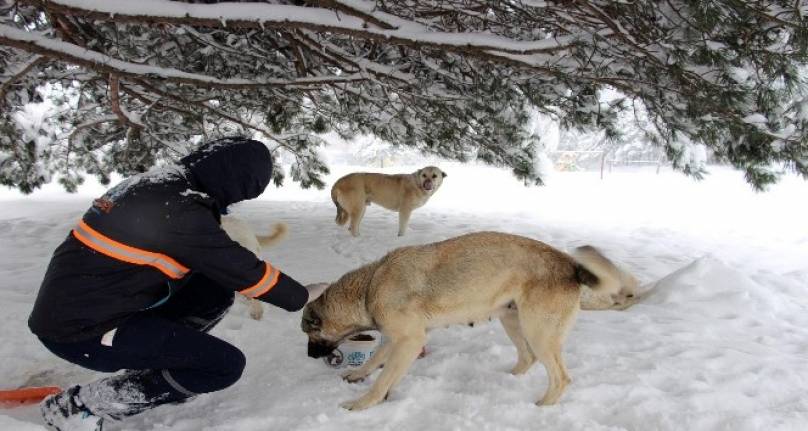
left=39, top=274, right=244, bottom=419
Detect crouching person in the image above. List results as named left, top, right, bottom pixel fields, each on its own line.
left=27, top=137, right=326, bottom=430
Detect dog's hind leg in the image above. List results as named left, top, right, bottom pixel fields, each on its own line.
left=342, top=341, right=392, bottom=383
left=517, top=286, right=579, bottom=406
left=499, top=307, right=535, bottom=375
left=340, top=325, right=425, bottom=411
left=332, top=189, right=350, bottom=226
left=348, top=201, right=366, bottom=237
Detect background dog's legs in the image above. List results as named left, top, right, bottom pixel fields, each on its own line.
left=247, top=298, right=263, bottom=320
left=517, top=289, right=578, bottom=406
left=340, top=329, right=425, bottom=411
left=348, top=201, right=366, bottom=237
left=499, top=309, right=535, bottom=375
left=397, top=208, right=412, bottom=236
left=334, top=203, right=349, bottom=226
left=341, top=341, right=392, bottom=383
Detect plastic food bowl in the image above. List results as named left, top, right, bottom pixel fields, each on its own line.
left=323, top=332, right=380, bottom=369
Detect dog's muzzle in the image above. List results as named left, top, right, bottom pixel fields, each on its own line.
left=422, top=179, right=433, bottom=191
left=308, top=339, right=336, bottom=358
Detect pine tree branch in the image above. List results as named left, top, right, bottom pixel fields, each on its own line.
left=0, top=55, right=46, bottom=104
left=726, top=0, right=805, bottom=29
left=108, top=74, right=143, bottom=129
left=0, top=24, right=365, bottom=89
left=22, top=0, right=590, bottom=56
left=295, top=30, right=415, bottom=83
left=284, top=30, right=310, bottom=77
left=308, top=0, right=398, bottom=30
left=131, top=78, right=293, bottom=152
left=573, top=1, right=663, bottom=66
left=67, top=116, right=119, bottom=147
left=119, top=84, right=202, bottom=124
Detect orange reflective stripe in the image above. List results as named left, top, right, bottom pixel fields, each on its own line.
left=72, top=220, right=190, bottom=279
left=239, top=262, right=280, bottom=298
left=251, top=267, right=281, bottom=298
left=239, top=262, right=272, bottom=297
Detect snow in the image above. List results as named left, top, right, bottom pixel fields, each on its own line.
left=179, top=189, right=209, bottom=199
left=103, top=165, right=186, bottom=201
left=742, top=113, right=769, bottom=125
left=1, top=159, right=808, bottom=430
left=728, top=66, right=752, bottom=84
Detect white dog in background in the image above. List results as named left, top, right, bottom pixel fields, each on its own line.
left=220, top=215, right=288, bottom=320
left=331, top=166, right=447, bottom=237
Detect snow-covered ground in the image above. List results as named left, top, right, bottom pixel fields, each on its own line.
left=1, top=161, right=807, bottom=431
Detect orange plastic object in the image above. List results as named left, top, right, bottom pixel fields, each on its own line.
left=0, top=386, right=62, bottom=407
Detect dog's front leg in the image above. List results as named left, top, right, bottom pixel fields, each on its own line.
left=397, top=208, right=413, bottom=237
left=340, top=331, right=425, bottom=411
left=342, top=341, right=392, bottom=383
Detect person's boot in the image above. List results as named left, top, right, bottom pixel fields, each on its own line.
left=77, top=370, right=193, bottom=420
left=41, top=385, right=104, bottom=431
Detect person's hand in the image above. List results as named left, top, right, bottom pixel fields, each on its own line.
left=305, top=282, right=329, bottom=304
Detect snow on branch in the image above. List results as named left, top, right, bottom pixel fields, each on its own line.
left=0, top=24, right=364, bottom=89
left=27, top=0, right=597, bottom=57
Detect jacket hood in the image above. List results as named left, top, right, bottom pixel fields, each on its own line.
left=180, top=137, right=272, bottom=212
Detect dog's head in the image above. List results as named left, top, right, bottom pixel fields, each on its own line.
left=574, top=245, right=641, bottom=310
left=580, top=267, right=640, bottom=310
left=301, top=291, right=370, bottom=358
left=612, top=270, right=640, bottom=307
left=415, top=166, right=447, bottom=193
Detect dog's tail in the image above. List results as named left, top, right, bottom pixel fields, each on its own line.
left=331, top=188, right=349, bottom=226
left=256, top=223, right=288, bottom=248
left=570, top=245, right=621, bottom=294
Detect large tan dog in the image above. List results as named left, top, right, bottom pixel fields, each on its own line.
left=331, top=166, right=446, bottom=237
left=301, top=232, right=634, bottom=411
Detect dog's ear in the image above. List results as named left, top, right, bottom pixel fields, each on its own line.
left=302, top=314, right=322, bottom=332
left=441, top=170, right=447, bottom=178
left=305, top=282, right=329, bottom=304
left=301, top=308, right=322, bottom=332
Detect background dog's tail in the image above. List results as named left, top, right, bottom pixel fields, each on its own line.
left=331, top=188, right=349, bottom=225
left=570, top=245, right=621, bottom=294
left=256, top=223, right=288, bottom=248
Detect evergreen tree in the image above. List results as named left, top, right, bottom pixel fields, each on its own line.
left=1, top=0, right=806, bottom=192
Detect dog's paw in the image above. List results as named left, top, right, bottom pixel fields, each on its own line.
left=340, top=396, right=379, bottom=411
left=510, top=361, right=534, bottom=375
left=536, top=397, right=559, bottom=407
left=341, top=370, right=365, bottom=383
left=340, top=399, right=361, bottom=411
left=510, top=366, right=528, bottom=376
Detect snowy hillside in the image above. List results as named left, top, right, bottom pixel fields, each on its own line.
left=1, top=163, right=807, bottom=431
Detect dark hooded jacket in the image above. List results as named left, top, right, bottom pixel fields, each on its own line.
left=29, top=138, right=308, bottom=342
